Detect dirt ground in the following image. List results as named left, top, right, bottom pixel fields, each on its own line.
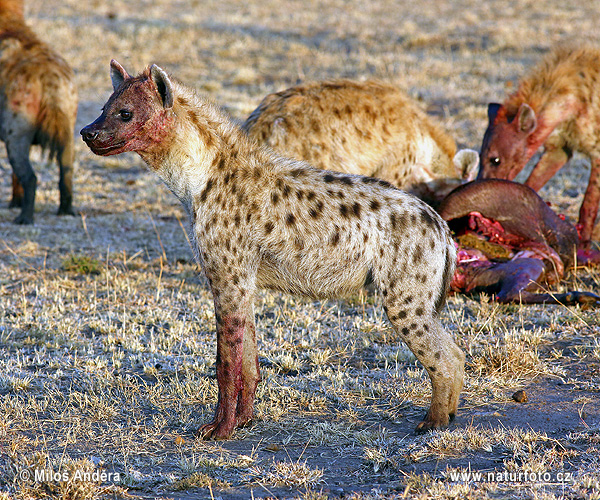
left=1, top=1, right=600, bottom=499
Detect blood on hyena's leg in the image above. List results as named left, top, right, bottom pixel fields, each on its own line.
left=236, top=311, right=261, bottom=427
left=198, top=288, right=259, bottom=440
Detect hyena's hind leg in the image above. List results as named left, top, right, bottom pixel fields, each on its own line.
left=384, top=298, right=465, bottom=432
left=5, top=128, right=37, bottom=224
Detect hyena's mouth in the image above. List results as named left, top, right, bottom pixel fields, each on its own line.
left=86, top=141, right=127, bottom=155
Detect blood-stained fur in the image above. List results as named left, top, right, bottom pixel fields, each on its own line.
left=0, top=0, right=77, bottom=223
left=81, top=61, right=464, bottom=439
left=479, top=45, right=600, bottom=245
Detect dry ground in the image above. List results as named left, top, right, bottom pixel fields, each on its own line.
left=1, top=1, right=600, bottom=499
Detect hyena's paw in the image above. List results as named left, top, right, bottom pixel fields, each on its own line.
left=235, top=411, right=254, bottom=429
left=197, top=405, right=255, bottom=440
left=415, top=412, right=450, bottom=434
left=197, top=418, right=236, bottom=440
left=13, top=212, right=34, bottom=225
left=57, top=205, right=76, bottom=216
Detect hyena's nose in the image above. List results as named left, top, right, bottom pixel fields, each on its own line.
left=80, top=126, right=99, bottom=142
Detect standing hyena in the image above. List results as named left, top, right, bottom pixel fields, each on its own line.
left=81, top=61, right=464, bottom=440
left=0, top=0, right=77, bottom=224
left=242, top=80, right=478, bottom=206
left=479, top=45, right=600, bottom=245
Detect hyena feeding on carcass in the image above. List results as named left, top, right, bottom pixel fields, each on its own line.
left=242, top=80, right=478, bottom=206
left=0, top=0, right=77, bottom=224
left=81, top=61, right=464, bottom=440
left=479, top=45, right=600, bottom=247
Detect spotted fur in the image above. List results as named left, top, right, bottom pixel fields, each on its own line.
left=81, top=61, right=464, bottom=440
left=242, top=80, right=478, bottom=206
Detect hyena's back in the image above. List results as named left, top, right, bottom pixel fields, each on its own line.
left=242, top=80, right=468, bottom=201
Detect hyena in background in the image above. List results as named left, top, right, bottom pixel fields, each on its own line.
left=479, top=45, right=600, bottom=245
left=242, top=80, right=479, bottom=206
left=0, top=0, right=77, bottom=223
left=81, top=61, right=464, bottom=440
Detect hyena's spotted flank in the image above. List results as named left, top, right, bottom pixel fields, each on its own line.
left=242, top=80, right=478, bottom=206
left=81, top=61, right=465, bottom=440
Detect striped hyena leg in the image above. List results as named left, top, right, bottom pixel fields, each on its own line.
left=385, top=299, right=464, bottom=432
left=198, top=286, right=260, bottom=440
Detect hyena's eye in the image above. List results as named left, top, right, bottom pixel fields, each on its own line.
left=489, top=157, right=501, bottom=167
left=119, top=109, right=133, bottom=122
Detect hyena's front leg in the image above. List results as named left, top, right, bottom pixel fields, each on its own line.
left=198, top=285, right=259, bottom=440
left=578, top=158, right=600, bottom=245
left=236, top=313, right=261, bottom=427
left=524, top=145, right=569, bottom=192
left=6, top=132, right=37, bottom=224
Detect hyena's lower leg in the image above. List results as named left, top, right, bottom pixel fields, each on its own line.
left=6, top=135, right=37, bottom=225
left=384, top=298, right=464, bottom=432
left=198, top=289, right=260, bottom=440
left=236, top=309, right=261, bottom=427
left=10, top=173, right=24, bottom=208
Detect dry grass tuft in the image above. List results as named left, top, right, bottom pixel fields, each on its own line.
left=256, top=459, right=324, bottom=488
left=171, top=471, right=230, bottom=491
left=62, top=254, right=102, bottom=275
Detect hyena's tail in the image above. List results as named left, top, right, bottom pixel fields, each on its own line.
left=434, top=235, right=457, bottom=315
left=34, top=64, right=78, bottom=164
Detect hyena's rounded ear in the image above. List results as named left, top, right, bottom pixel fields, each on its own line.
left=110, top=60, right=130, bottom=91
left=453, top=149, right=479, bottom=182
left=150, top=64, right=174, bottom=109
left=487, top=102, right=502, bottom=123
left=517, top=103, right=537, bottom=134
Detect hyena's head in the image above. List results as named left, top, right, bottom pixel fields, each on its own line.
left=81, top=60, right=175, bottom=156
left=478, top=102, right=537, bottom=181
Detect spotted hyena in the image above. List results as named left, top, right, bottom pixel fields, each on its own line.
left=242, top=80, right=478, bottom=206
left=81, top=61, right=465, bottom=440
left=479, top=45, right=600, bottom=244
left=0, top=0, right=77, bottom=224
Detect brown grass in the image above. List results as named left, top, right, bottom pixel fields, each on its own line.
left=0, top=1, right=600, bottom=499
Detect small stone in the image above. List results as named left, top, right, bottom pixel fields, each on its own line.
left=512, top=390, right=528, bottom=403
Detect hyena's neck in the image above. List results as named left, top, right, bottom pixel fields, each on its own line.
left=138, top=84, right=252, bottom=215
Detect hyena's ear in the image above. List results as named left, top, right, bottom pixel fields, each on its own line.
left=453, top=149, right=479, bottom=182
left=110, top=60, right=130, bottom=91
left=487, top=102, right=502, bottom=124
left=150, top=64, right=174, bottom=109
left=517, top=103, right=537, bottom=134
